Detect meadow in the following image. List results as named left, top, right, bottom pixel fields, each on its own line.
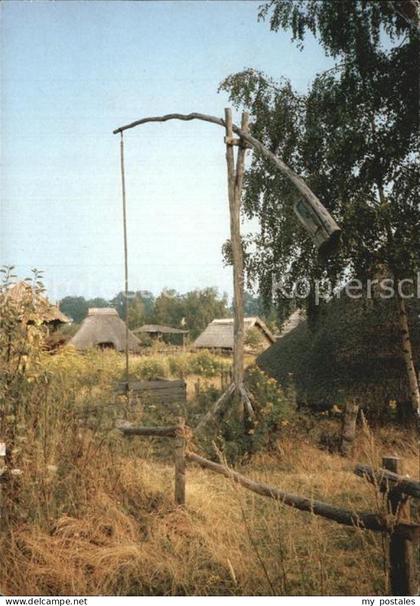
left=1, top=347, right=418, bottom=596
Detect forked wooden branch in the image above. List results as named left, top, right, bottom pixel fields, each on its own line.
left=113, top=112, right=336, bottom=227
left=186, top=451, right=420, bottom=539
left=195, top=382, right=255, bottom=433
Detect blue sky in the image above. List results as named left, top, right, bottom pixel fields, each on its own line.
left=1, top=0, right=333, bottom=302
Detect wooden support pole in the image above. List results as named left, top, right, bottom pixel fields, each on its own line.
left=225, top=107, right=244, bottom=391
left=382, top=456, right=416, bottom=596
left=174, top=417, right=186, bottom=506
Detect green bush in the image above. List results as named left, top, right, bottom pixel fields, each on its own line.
left=167, top=354, right=190, bottom=377
left=190, top=350, right=230, bottom=378
left=221, top=366, right=294, bottom=461
left=132, top=357, right=168, bottom=380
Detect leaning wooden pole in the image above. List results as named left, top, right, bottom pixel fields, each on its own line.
left=113, top=112, right=341, bottom=245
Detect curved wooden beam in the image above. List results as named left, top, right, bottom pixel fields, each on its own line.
left=113, top=112, right=339, bottom=231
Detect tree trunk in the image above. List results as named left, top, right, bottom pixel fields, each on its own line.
left=341, top=400, right=359, bottom=456
left=396, top=293, right=420, bottom=417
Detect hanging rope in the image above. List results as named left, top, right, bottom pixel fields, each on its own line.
left=119, top=132, right=130, bottom=399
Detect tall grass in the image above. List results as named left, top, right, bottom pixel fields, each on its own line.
left=0, top=315, right=417, bottom=595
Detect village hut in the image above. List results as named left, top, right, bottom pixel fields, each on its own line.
left=69, top=308, right=141, bottom=352
left=4, top=281, right=70, bottom=329
left=257, top=295, right=420, bottom=420
left=133, top=324, right=189, bottom=346
left=193, top=317, right=275, bottom=353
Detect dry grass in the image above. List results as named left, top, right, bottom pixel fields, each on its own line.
left=1, top=350, right=418, bottom=596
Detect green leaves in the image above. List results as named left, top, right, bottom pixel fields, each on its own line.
left=220, top=0, right=419, bottom=317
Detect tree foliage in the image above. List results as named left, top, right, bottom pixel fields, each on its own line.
left=219, top=0, right=419, bottom=318
left=60, top=287, right=230, bottom=340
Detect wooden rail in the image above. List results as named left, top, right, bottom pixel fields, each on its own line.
left=354, top=463, right=420, bottom=499
left=118, top=420, right=186, bottom=505
left=118, top=420, right=419, bottom=595
left=119, top=425, right=178, bottom=438
left=186, top=451, right=419, bottom=539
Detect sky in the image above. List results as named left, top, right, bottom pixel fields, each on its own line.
left=1, top=0, right=333, bottom=303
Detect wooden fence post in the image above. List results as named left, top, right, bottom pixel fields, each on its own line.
left=174, top=418, right=186, bottom=506
left=383, top=456, right=415, bottom=595
left=340, top=400, right=359, bottom=456
left=195, top=379, right=201, bottom=398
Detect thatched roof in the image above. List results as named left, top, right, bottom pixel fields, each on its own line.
left=257, top=296, right=420, bottom=412
left=134, top=324, right=189, bottom=335
left=69, top=308, right=141, bottom=352
left=5, top=282, right=70, bottom=324
left=194, top=317, right=275, bottom=351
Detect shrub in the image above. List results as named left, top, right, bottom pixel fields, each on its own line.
left=167, top=354, right=190, bottom=377
left=190, top=351, right=230, bottom=378
left=132, top=357, right=168, bottom=380
left=218, top=366, right=295, bottom=461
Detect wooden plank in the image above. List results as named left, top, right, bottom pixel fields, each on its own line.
left=117, top=379, right=185, bottom=391
left=186, top=451, right=419, bottom=537
left=119, top=425, right=178, bottom=438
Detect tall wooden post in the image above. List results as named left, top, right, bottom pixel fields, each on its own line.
left=196, top=109, right=253, bottom=433
left=383, top=456, right=415, bottom=595
left=174, top=417, right=186, bottom=506
left=225, top=108, right=249, bottom=393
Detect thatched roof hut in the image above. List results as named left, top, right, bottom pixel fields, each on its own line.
left=69, top=308, right=141, bottom=352
left=5, top=282, right=70, bottom=326
left=193, top=317, right=275, bottom=353
left=257, top=296, right=420, bottom=417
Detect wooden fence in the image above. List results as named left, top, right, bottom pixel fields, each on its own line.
left=116, top=378, right=187, bottom=405
left=119, top=419, right=420, bottom=596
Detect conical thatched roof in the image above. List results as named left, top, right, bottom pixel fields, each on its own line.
left=69, top=308, right=141, bottom=352
left=5, top=282, right=70, bottom=324
left=257, top=296, right=420, bottom=414
left=194, top=317, right=275, bottom=351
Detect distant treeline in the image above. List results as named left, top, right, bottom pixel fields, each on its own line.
left=59, top=288, right=275, bottom=339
